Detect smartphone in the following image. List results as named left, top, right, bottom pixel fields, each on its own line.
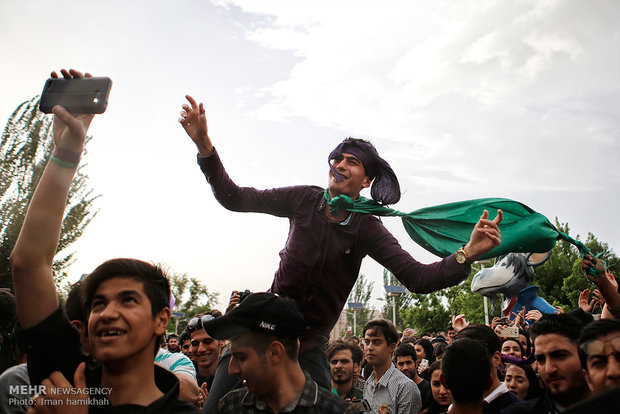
left=349, top=398, right=371, bottom=412
left=419, top=358, right=429, bottom=370
left=39, top=77, right=112, bottom=114
left=498, top=326, right=519, bottom=338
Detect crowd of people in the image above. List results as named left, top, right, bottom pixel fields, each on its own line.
left=1, top=69, right=619, bottom=413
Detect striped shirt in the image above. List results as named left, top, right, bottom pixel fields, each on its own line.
left=156, top=348, right=197, bottom=381
left=364, top=364, right=421, bottom=414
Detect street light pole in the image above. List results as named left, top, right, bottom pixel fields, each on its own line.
left=392, top=295, right=397, bottom=325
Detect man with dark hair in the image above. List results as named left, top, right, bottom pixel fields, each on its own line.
left=440, top=338, right=491, bottom=414
left=327, top=340, right=364, bottom=400
left=394, top=343, right=430, bottom=406
left=180, top=95, right=503, bottom=388
left=578, top=319, right=620, bottom=394
left=168, top=334, right=181, bottom=353
left=187, top=313, right=222, bottom=391
left=10, top=69, right=197, bottom=413
left=505, top=313, right=591, bottom=414
left=201, top=292, right=356, bottom=413
left=455, top=324, right=522, bottom=413
left=179, top=331, right=193, bottom=359
left=362, top=319, right=421, bottom=413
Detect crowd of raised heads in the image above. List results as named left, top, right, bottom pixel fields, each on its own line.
left=3, top=246, right=620, bottom=414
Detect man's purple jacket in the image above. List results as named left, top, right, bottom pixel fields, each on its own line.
left=198, top=150, right=470, bottom=351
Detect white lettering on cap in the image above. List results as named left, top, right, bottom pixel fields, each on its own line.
left=259, top=321, right=276, bottom=331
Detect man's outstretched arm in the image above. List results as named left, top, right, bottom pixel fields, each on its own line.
left=10, top=69, right=94, bottom=329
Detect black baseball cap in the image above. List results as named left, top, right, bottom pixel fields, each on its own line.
left=201, top=292, right=303, bottom=340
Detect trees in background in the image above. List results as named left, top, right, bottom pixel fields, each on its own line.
left=1, top=97, right=98, bottom=291
left=168, top=272, right=219, bottom=333
left=346, top=273, right=375, bottom=337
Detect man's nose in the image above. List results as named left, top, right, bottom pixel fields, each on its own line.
left=99, top=302, right=120, bottom=320
left=607, top=355, right=620, bottom=379
left=228, top=357, right=240, bottom=376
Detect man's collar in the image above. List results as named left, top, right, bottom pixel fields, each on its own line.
left=241, top=371, right=318, bottom=411
left=484, top=382, right=510, bottom=403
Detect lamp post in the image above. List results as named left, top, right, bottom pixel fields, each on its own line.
left=474, top=259, right=492, bottom=325
left=384, top=285, right=405, bottom=326
left=347, top=302, right=363, bottom=336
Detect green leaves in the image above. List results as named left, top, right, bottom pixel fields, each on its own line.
left=1, top=97, right=99, bottom=291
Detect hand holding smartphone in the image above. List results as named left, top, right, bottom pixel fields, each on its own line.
left=39, top=76, right=112, bottom=114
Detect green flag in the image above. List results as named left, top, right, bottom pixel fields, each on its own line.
left=325, top=191, right=588, bottom=260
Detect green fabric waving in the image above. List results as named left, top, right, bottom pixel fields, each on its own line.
left=324, top=190, right=589, bottom=261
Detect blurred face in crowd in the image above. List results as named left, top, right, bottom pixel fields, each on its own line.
left=191, top=329, right=220, bottom=375
left=181, top=338, right=192, bottom=358
left=534, top=334, right=588, bottom=405
left=518, top=333, right=528, bottom=354
left=168, top=337, right=178, bottom=351
left=396, top=355, right=416, bottom=379
left=447, top=328, right=456, bottom=343
left=364, top=329, right=395, bottom=368
left=414, top=344, right=426, bottom=362
left=330, top=349, right=355, bottom=384
left=502, top=340, right=523, bottom=359
left=430, top=368, right=452, bottom=407
left=505, top=364, right=530, bottom=399
left=582, top=331, right=620, bottom=394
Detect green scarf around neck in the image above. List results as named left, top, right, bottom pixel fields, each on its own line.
left=324, top=189, right=592, bottom=263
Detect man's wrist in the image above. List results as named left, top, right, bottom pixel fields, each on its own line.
left=51, top=146, right=81, bottom=169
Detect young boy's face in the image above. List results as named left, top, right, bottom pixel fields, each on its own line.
left=364, top=328, right=395, bottom=368
left=88, top=277, right=169, bottom=362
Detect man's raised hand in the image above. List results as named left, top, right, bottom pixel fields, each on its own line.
left=464, top=209, right=503, bottom=262
left=179, top=95, right=213, bottom=156
left=51, top=69, right=94, bottom=154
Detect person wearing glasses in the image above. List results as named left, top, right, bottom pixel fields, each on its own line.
left=579, top=319, right=620, bottom=395
left=187, top=313, right=222, bottom=392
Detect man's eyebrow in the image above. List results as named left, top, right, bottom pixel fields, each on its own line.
left=117, top=289, right=142, bottom=297
left=342, top=154, right=362, bottom=162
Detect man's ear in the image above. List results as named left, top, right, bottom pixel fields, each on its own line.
left=267, top=341, right=286, bottom=364
left=71, top=320, right=87, bottom=338
left=492, top=351, right=502, bottom=369
left=361, top=176, right=371, bottom=189
left=154, top=307, right=171, bottom=336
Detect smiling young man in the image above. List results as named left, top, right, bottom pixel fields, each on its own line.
left=362, top=319, right=421, bottom=414
left=186, top=313, right=222, bottom=391
left=504, top=314, right=590, bottom=414
left=179, top=95, right=504, bottom=388
left=10, top=69, right=197, bottom=413
left=201, top=292, right=356, bottom=414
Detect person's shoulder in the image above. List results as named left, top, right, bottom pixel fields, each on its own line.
left=314, top=385, right=358, bottom=413
left=168, top=399, right=201, bottom=414
left=217, top=387, right=250, bottom=411
left=500, top=395, right=546, bottom=414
